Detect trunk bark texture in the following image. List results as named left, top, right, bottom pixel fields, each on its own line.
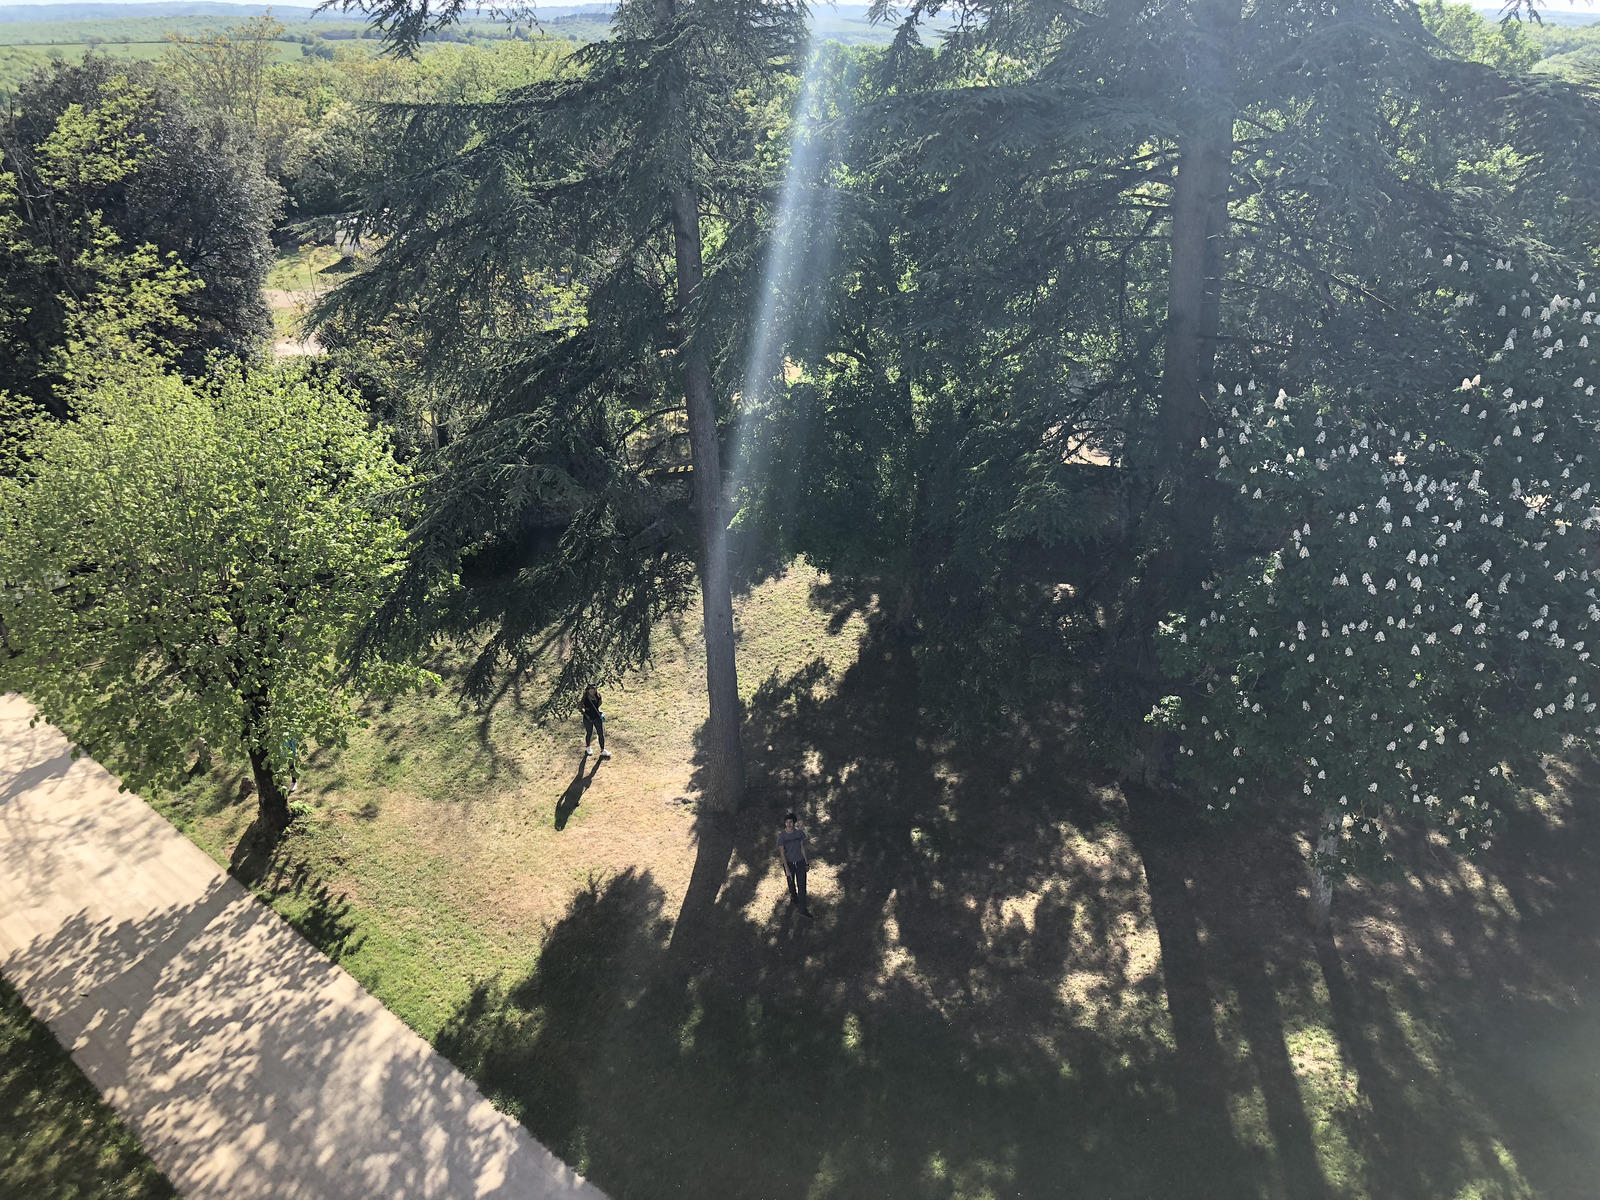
left=243, top=690, right=290, bottom=830
left=1308, top=814, right=1338, bottom=931
left=656, top=0, right=745, bottom=811
left=1160, top=0, right=1238, bottom=570
left=248, top=742, right=291, bottom=831
left=1161, top=124, right=1230, bottom=463
left=672, top=188, right=747, bottom=811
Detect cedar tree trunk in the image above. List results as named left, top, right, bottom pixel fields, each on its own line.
left=1160, top=0, right=1238, bottom=567
left=1308, top=812, right=1338, bottom=931
left=656, top=0, right=746, bottom=811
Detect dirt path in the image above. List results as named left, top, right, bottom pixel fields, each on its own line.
left=265, top=289, right=323, bottom=358
left=0, top=693, right=604, bottom=1200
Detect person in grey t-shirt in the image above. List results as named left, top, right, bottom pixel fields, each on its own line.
left=777, top=811, right=812, bottom=918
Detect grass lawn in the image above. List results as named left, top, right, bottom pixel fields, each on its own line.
left=0, top=976, right=175, bottom=1200
left=150, top=565, right=1600, bottom=1200
left=266, top=244, right=347, bottom=350
left=265, top=244, right=350, bottom=297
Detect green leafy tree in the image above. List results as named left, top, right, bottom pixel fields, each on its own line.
left=1, top=73, right=203, bottom=424
left=1156, top=256, right=1600, bottom=923
left=0, top=354, right=419, bottom=830
left=1419, top=0, right=1542, bottom=74
left=0, top=58, right=276, bottom=406
left=270, top=39, right=570, bottom=225
left=162, top=15, right=287, bottom=131
left=1526, top=18, right=1600, bottom=81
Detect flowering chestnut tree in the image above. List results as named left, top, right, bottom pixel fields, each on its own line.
left=1155, top=254, right=1600, bottom=923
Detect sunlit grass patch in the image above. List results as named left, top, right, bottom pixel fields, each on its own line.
left=265, top=243, right=347, bottom=295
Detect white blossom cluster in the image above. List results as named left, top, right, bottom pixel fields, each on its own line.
left=1156, top=257, right=1600, bottom=881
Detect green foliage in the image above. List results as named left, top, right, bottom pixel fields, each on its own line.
left=318, top=0, right=805, bottom=711
left=0, top=43, right=171, bottom=104
left=738, top=0, right=1600, bottom=746
left=263, top=37, right=571, bottom=225
left=0, top=59, right=275, bottom=405
left=0, top=11, right=552, bottom=100
left=0, top=976, right=176, bottom=1200
left=1156, top=257, right=1600, bottom=880
left=1527, top=17, right=1600, bottom=80
left=1420, top=1, right=1542, bottom=74
left=0, top=70, right=204, bottom=424
left=161, top=15, right=287, bottom=129
left=0, top=352, right=421, bottom=806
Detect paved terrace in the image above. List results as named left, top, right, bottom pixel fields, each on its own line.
left=0, top=693, right=605, bottom=1200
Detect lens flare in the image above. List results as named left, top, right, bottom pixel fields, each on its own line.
left=726, top=40, right=846, bottom=535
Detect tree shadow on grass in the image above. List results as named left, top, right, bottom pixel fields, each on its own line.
left=436, top=868, right=1184, bottom=1200
left=0, top=974, right=177, bottom=1200
left=1162, top=758, right=1600, bottom=1200
left=338, top=648, right=531, bottom=804
left=436, top=642, right=1211, bottom=1199
left=228, top=822, right=365, bottom=965
left=227, top=817, right=281, bottom=884
left=434, top=635, right=1600, bottom=1200
left=1307, top=753, right=1600, bottom=1200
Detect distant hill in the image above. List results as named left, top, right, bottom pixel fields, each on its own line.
left=0, top=0, right=932, bottom=89
left=1475, top=7, right=1600, bottom=26
left=0, top=0, right=926, bottom=41
left=0, top=3, right=314, bottom=22
left=0, top=2, right=614, bottom=23
left=3, top=1, right=1591, bottom=30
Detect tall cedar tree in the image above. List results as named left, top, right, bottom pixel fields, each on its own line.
left=320, top=0, right=807, bottom=810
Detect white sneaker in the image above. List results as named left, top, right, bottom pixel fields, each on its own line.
left=586, top=746, right=594, bottom=757
left=600, top=749, right=612, bottom=759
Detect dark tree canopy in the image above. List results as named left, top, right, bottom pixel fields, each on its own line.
left=305, top=0, right=1600, bottom=863
left=733, top=0, right=1600, bottom=739
left=0, top=57, right=276, bottom=405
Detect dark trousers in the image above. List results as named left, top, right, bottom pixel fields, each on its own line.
left=584, top=714, right=605, bottom=750
left=785, top=860, right=808, bottom=905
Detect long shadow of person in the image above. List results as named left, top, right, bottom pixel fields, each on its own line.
left=554, top=756, right=603, bottom=831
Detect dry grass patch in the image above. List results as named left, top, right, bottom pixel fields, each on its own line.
left=160, top=566, right=870, bottom=1036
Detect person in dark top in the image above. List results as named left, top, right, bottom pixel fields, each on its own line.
left=581, top=684, right=610, bottom=759
left=777, top=811, right=812, bottom=918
